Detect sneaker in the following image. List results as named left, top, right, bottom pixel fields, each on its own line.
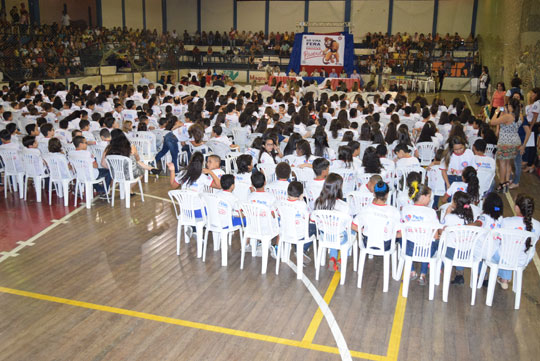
left=245, top=244, right=253, bottom=252
left=270, top=245, right=278, bottom=259
left=451, top=275, right=465, bottom=285
left=294, top=251, right=312, bottom=266
left=150, top=168, right=162, bottom=175
left=98, top=193, right=109, bottom=200
left=497, top=277, right=509, bottom=290
left=255, top=244, right=263, bottom=257
left=409, top=271, right=418, bottom=281
left=418, top=275, right=427, bottom=286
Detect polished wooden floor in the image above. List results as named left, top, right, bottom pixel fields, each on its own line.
left=0, top=92, right=539, bottom=360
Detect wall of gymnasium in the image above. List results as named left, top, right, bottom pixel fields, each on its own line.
left=26, top=0, right=477, bottom=39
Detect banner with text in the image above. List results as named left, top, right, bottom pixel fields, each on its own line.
left=300, top=34, right=345, bottom=67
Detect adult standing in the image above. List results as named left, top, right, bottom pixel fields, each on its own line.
left=61, top=10, right=71, bottom=27
left=490, top=82, right=506, bottom=117
left=490, top=98, right=525, bottom=192
left=477, top=66, right=489, bottom=105
left=437, top=68, right=445, bottom=92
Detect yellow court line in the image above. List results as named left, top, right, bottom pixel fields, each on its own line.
left=385, top=284, right=407, bottom=361
left=0, top=286, right=381, bottom=360
left=302, top=270, right=341, bottom=343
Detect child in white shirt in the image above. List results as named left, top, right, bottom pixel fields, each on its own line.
left=305, top=158, right=329, bottom=210
left=395, top=143, right=420, bottom=168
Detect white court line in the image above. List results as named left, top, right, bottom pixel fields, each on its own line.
left=504, top=191, right=540, bottom=278
left=133, top=192, right=172, bottom=203
left=0, top=204, right=86, bottom=264
left=285, top=261, right=352, bottom=361
left=463, top=93, right=473, bottom=111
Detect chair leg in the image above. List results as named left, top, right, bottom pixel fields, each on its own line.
left=477, top=262, right=487, bottom=289
left=202, top=230, right=209, bottom=263
left=261, top=238, right=269, bottom=275
left=85, top=182, right=93, bottom=209
left=48, top=180, right=53, bottom=205
left=63, top=181, right=69, bottom=207
left=240, top=235, right=246, bottom=270
left=275, top=240, right=281, bottom=275
left=138, top=180, right=144, bottom=202
left=429, top=260, right=436, bottom=300
left=402, top=258, right=413, bottom=298
left=18, top=174, right=24, bottom=198
left=74, top=182, right=79, bottom=207
left=340, top=249, right=348, bottom=285
left=250, top=239, right=256, bottom=258
left=213, top=231, right=221, bottom=251
left=296, top=243, right=303, bottom=280
left=353, top=241, right=358, bottom=272
left=23, top=176, right=28, bottom=200
left=395, top=254, right=404, bottom=281
left=382, top=253, right=390, bottom=292
left=357, top=250, right=367, bottom=288
left=391, top=252, right=398, bottom=281
left=176, top=223, right=181, bottom=255
left=125, top=182, right=131, bottom=208
left=442, top=261, right=453, bottom=303
left=220, top=231, right=228, bottom=267
left=35, top=177, right=42, bottom=202
left=435, top=259, right=442, bottom=286
left=111, top=181, right=116, bottom=207
left=315, top=246, right=323, bottom=281
left=514, top=270, right=523, bottom=310
left=470, top=263, right=479, bottom=306
left=486, top=265, right=498, bottom=307
left=195, top=223, right=204, bottom=258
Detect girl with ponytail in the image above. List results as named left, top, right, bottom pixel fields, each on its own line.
left=400, top=182, right=441, bottom=285
left=496, top=194, right=540, bottom=289
left=441, top=166, right=480, bottom=204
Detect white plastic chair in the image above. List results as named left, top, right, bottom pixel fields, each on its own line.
left=265, top=184, right=288, bottom=202
left=0, top=149, right=25, bottom=198
left=311, top=210, right=356, bottom=285
left=395, top=166, right=426, bottom=193
left=346, top=191, right=374, bottom=217
left=397, top=222, right=441, bottom=299
left=134, top=131, right=158, bottom=153
left=485, top=143, right=496, bottom=158
left=22, top=151, right=49, bottom=202
left=479, top=228, right=537, bottom=309
left=130, top=138, right=156, bottom=183
left=439, top=226, right=487, bottom=305
left=168, top=190, right=207, bottom=258
left=89, top=144, right=106, bottom=166
left=239, top=202, right=279, bottom=274
left=439, top=203, right=481, bottom=222
left=355, top=210, right=399, bottom=292
left=257, top=163, right=277, bottom=183
left=105, top=155, right=144, bottom=208
left=477, top=168, right=495, bottom=199
left=44, top=154, right=74, bottom=206
left=292, top=167, right=315, bottom=186
left=275, top=202, right=315, bottom=279
left=201, top=193, right=243, bottom=266
left=225, top=153, right=242, bottom=174
left=416, top=142, right=437, bottom=166
left=69, top=153, right=109, bottom=209
left=61, top=141, right=76, bottom=154
left=231, top=127, right=250, bottom=151
left=206, top=139, right=231, bottom=159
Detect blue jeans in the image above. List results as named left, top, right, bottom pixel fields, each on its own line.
left=491, top=251, right=512, bottom=280
left=513, top=151, right=522, bottom=185
left=94, top=168, right=111, bottom=194
left=432, top=195, right=440, bottom=210
left=155, top=132, right=179, bottom=173
left=447, top=175, right=461, bottom=185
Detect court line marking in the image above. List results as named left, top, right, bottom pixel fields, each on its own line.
left=504, top=191, right=540, bottom=278
left=287, top=262, right=351, bottom=360
left=0, top=286, right=380, bottom=360
left=463, top=93, right=473, bottom=111
left=133, top=192, right=172, bottom=203
left=386, top=284, right=407, bottom=361
left=302, top=271, right=341, bottom=343
left=0, top=205, right=86, bottom=264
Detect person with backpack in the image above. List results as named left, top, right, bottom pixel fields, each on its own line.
left=505, top=76, right=524, bottom=104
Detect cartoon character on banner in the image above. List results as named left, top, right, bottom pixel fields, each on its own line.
left=323, top=37, right=340, bottom=64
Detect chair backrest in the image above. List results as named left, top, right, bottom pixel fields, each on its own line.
left=225, top=153, right=242, bottom=174
left=22, top=151, right=47, bottom=177
left=395, top=166, right=425, bottom=192
left=358, top=140, right=372, bottom=160
left=293, top=167, right=315, bottom=184
left=189, top=143, right=209, bottom=155
left=206, top=140, right=231, bottom=159
left=257, top=163, right=277, bottom=183
left=477, top=168, right=495, bottom=198
left=265, top=185, right=288, bottom=202
left=400, top=222, right=441, bottom=261
left=135, top=131, right=157, bottom=153
left=485, top=144, right=496, bottom=158
left=44, top=154, right=73, bottom=181
left=131, top=138, right=153, bottom=159
left=331, top=168, right=356, bottom=195
left=246, top=148, right=260, bottom=164
left=486, top=228, right=536, bottom=270
left=355, top=208, right=398, bottom=252
left=346, top=191, right=374, bottom=216
left=0, top=149, right=24, bottom=173
left=231, top=128, right=250, bottom=150
left=311, top=210, right=352, bottom=248
left=168, top=190, right=206, bottom=224
left=239, top=202, right=279, bottom=238
left=105, top=155, right=135, bottom=181
left=62, top=141, right=76, bottom=154
left=416, top=142, right=437, bottom=166
left=276, top=201, right=310, bottom=242
left=68, top=153, right=97, bottom=182
left=89, top=145, right=106, bottom=166
left=201, top=193, right=235, bottom=231
left=441, top=226, right=487, bottom=265
left=439, top=203, right=481, bottom=222
left=37, top=141, right=49, bottom=155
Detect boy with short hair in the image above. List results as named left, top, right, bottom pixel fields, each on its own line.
left=472, top=139, right=496, bottom=172
left=285, top=181, right=312, bottom=264
left=395, top=143, right=420, bottom=168
left=215, top=174, right=244, bottom=228
left=266, top=162, right=291, bottom=194
left=205, top=154, right=224, bottom=189
left=248, top=171, right=277, bottom=209
left=71, top=135, right=111, bottom=198
left=211, top=125, right=239, bottom=149
left=305, top=158, right=329, bottom=209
